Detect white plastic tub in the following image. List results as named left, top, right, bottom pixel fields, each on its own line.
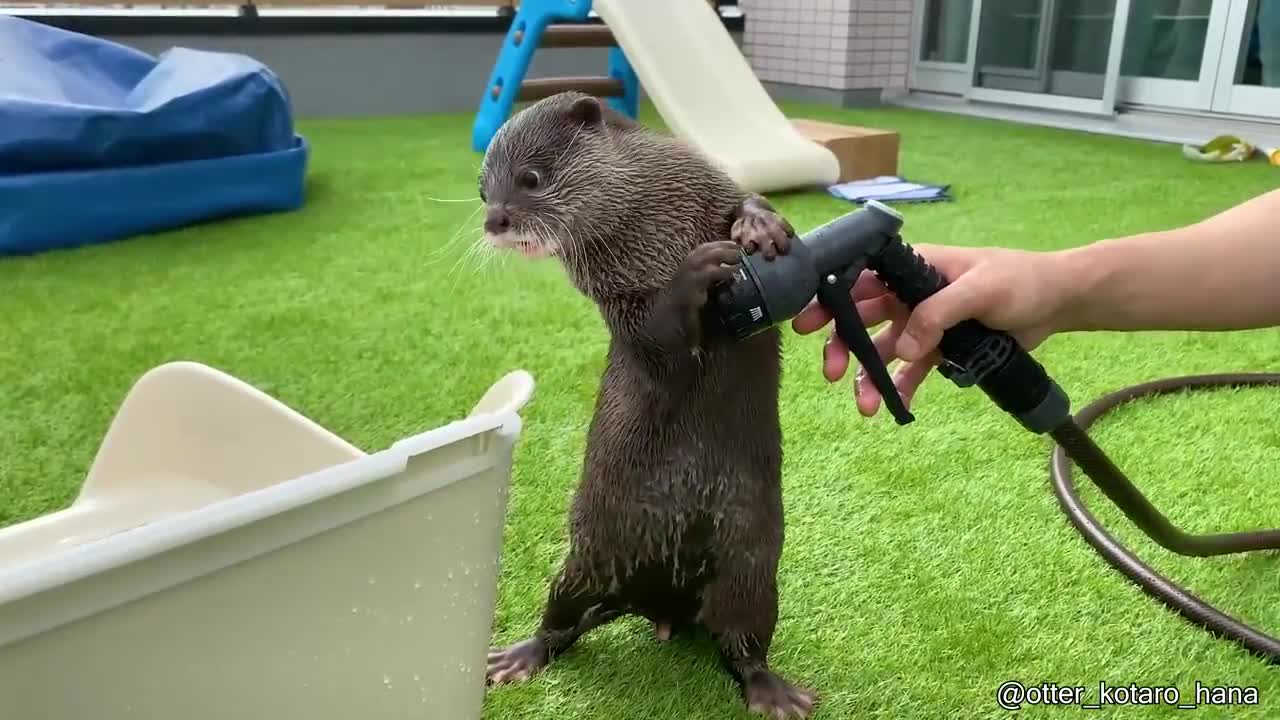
left=0, top=361, right=533, bottom=720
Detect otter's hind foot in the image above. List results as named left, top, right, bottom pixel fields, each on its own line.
left=651, top=618, right=692, bottom=642
left=745, top=670, right=818, bottom=719
left=486, top=638, right=548, bottom=685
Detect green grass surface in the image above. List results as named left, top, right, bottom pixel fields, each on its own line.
left=3, top=103, right=1279, bottom=719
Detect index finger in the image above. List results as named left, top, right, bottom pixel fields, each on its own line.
left=791, top=270, right=889, bottom=334
left=791, top=301, right=831, bottom=334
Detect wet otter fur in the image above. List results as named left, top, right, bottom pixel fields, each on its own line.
left=478, top=91, right=815, bottom=718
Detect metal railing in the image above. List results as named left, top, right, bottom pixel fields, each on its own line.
left=2, top=1, right=518, bottom=9
left=2, top=1, right=737, bottom=20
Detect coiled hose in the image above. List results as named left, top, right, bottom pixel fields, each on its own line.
left=1048, top=372, right=1280, bottom=662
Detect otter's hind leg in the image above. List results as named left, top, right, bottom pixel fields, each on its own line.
left=486, top=552, right=620, bottom=685
left=699, top=549, right=817, bottom=718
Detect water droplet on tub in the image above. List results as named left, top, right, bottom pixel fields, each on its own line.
left=413, top=673, right=421, bottom=682
left=351, top=607, right=358, bottom=614
left=383, top=674, right=392, bottom=688
left=368, top=577, right=376, bottom=585
left=464, top=566, right=471, bottom=576
left=408, top=614, right=415, bottom=622
left=413, top=579, right=423, bottom=590
left=447, top=571, right=454, bottom=579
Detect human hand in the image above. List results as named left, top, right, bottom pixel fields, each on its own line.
left=790, top=244, right=1072, bottom=417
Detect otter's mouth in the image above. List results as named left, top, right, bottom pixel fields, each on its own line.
left=487, top=232, right=558, bottom=260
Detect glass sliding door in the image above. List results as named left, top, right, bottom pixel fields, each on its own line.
left=1210, top=0, right=1280, bottom=118
left=906, top=0, right=1276, bottom=121
left=966, top=0, right=1135, bottom=115
left=910, top=0, right=977, bottom=94
left=921, top=0, right=974, bottom=62
left=1118, top=0, right=1229, bottom=109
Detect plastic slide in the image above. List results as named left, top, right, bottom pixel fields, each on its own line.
left=592, top=0, right=840, bottom=194
left=0, top=17, right=308, bottom=257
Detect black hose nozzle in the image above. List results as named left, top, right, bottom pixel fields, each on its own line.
left=708, top=200, right=1071, bottom=433
left=870, top=231, right=1071, bottom=433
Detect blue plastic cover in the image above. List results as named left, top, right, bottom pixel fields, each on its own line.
left=0, top=17, right=308, bottom=256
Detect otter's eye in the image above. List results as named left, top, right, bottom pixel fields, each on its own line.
left=518, top=169, right=541, bottom=190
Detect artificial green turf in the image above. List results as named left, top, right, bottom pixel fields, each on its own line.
left=3, top=102, right=1279, bottom=719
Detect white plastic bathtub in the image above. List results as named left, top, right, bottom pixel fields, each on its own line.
left=0, top=361, right=533, bottom=720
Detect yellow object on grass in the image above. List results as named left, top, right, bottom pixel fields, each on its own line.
left=1181, top=135, right=1278, bottom=166
left=1181, top=135, right=1256, bottom=162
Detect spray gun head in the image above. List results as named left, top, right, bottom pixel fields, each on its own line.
left=707, top=200, right=917, bottom=424
left=708, top=200, right=905, bottom=338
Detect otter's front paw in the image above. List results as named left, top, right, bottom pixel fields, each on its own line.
left=641, top=241, right=741, bottom=357
left=649, top=240, right=742, bottom=354
left=732, top=196, right=794, bottom=261
left=671, top=240, right=743, bottom=313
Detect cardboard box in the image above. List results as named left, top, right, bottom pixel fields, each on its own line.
left=790, top=118, right=899, bottom=183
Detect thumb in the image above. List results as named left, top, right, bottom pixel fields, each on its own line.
left=895, top=271, right=995, bottom=361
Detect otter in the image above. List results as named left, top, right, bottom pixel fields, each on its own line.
left=477, top=91, right=816, bottom=719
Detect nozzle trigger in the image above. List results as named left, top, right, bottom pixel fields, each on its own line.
left=815, top=264, right=915, bottom=425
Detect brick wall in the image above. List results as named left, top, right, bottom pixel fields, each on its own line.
left=740, top=0, right=915, bottom=105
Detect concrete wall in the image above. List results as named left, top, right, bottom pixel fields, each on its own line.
left=68, top=1, right=917, bottom=120
left=102, top=29, right=740, bottom=120
left=31, top=2, right=914, bottom=120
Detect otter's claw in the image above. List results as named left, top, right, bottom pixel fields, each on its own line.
left=486, top=638, right=548, bottom=685
left=745, top=671, right=818, bottom=719
left=732, top=196, right=794, bottom=261
left=673, top=240, right=743, bottom=309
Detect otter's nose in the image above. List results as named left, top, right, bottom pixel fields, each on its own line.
left=484, top=206, right=512, bottom=235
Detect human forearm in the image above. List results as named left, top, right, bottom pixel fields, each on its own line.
left=1055, top=189, right=1280, bottom=333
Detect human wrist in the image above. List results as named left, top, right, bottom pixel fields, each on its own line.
left=1044, top=240, right=1117, bottom=333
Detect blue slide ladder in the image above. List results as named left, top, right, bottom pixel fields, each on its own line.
left=471, top=0, right=639, bottom=152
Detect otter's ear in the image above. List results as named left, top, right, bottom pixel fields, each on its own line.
left=566, top=95, right=604, bottom=128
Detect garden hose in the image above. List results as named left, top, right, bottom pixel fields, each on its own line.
left=1048, top=372, right=1280, bottom=663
